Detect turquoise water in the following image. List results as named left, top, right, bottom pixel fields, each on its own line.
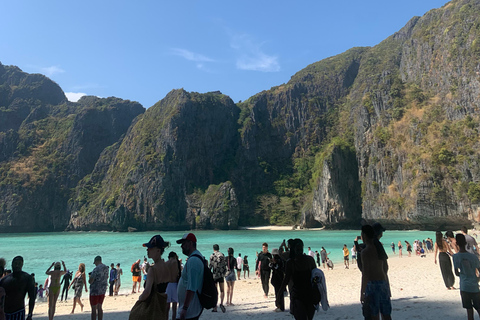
left=0, top=229, right=435, bottom=295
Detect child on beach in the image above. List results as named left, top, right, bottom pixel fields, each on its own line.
left=453, top=233, right=480, bottom=320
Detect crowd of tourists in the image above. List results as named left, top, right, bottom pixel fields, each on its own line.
left=1, top=224, right=480, bottom=320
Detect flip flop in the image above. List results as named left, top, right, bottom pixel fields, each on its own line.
left=220, top=304, right=226, bottom=313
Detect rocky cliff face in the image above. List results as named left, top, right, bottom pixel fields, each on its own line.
left=68, top=90, right=240, bottom=231
left=3, top=0, right=480, bottom=232
left=0, top=64, right=144, bottom=231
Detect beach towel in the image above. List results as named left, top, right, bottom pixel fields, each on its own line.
left=311, top=268, right=329, bottom=311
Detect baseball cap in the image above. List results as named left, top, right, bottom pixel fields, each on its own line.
left=93, top=256, right=102, bottom=264
left=372, top=222, right=386, bottom=236
left=143, top=235, right=168, bottom=249
left=272, top=248, right=279, bottom=255
left=176, top=233, right=197, bottom=244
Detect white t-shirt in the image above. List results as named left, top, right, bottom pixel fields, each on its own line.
left=236, top=256, right=243, bottom=269
left=308, top=250, right=315, bottom=258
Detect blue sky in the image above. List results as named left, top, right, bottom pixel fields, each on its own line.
left=1, top=1, right=448, bottom=108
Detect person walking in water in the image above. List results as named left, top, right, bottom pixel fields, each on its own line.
left=45, top=261, right=67, bottom=320
left=434, top=231, right=455, bottom=290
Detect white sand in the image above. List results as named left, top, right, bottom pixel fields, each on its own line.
left=32, top=252, right=467, bottom=319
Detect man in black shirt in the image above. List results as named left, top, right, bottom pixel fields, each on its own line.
left=255, top=242, right=272, bottom=298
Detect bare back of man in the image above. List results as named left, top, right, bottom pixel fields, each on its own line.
left=0, top=257, right=35, bottom=320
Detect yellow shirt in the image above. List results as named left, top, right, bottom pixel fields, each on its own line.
left=343, top=247, right=349, bottom=256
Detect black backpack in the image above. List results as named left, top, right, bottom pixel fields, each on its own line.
left=190, top=254, right=218, bottom=309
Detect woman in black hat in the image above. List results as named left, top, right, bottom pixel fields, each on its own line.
left=132, top=235, right=179, bottom=319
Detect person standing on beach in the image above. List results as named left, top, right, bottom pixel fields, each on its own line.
left=320, top=247, right=329, bottom=269
left=236, top=254, right=243, bottom=280
left=108, top=263, right=117, bottom=297
left=398, top=241, right=403, bottom=257
left=280, top=239, right=317, bottom=320
left=114, top=263, right=122, bottom=295
left=405, top=241, right=412, bottom=257
left=434, top=231, right=455, bottom=290
left=68, top=263, right=87, bottom=313
left=89, top=256, right=109, bottom=320
left=0, top=256, right=35, bottom=320
left=166, top=252, right=182, bottom=320
left=343, top=244, right=350, bottom=269
left=225, top=247, right=237, bottom=306
left=315, top=251, right=321, bottom=267
left=176, top=233, right=204, bottom=320
left=45, top=261, right=67, bottom=320
left=308, top=247, right=315, bottom=259
left=269, top=248, right=285, bottom=312
left=131, top=260, right=141, bottom=294
left=446, top=231, right=460, bottom=254
left=243, top=255, right=249, bottom=279
left=135, top=235, right=178, bottom=320
left=209, top=244, right=226, bottom=313
left=60, top=270, right=72, bottom=301
left=141, top=257, right=150, bottom=288
left=390, top=242, right=395, bottom=254
left=256, top=243, right=272, bottom=298
left=453, top=233, right=480, bottom=320
left=360, top=225, right=392, bottom=320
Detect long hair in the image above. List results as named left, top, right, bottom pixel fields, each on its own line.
left=79, top=263, right=85, bottom=273
left=435, top=231, right=444, bottom=250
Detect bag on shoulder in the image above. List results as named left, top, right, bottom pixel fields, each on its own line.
left=191, top=254, right=218, bottom=309
left=129, top=281, right=167, bottom=319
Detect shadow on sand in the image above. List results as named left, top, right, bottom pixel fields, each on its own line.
left=33, top=294, right=465, bottom=320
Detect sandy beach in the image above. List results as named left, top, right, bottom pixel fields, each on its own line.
left=31, top=250, right=466, bottom=320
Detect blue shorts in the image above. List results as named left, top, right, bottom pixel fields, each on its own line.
left=362, top=280, right=392, bottom=317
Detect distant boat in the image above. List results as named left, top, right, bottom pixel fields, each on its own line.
left=128, top=227, right=137, bottom=232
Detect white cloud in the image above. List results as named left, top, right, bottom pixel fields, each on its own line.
left=170, top=48, right=214, bottom=63
left=231, top=34, right=280, bottom=72
left=40, top=66, right=65, bottom=77
left=65, top=92, right=87, bottom=102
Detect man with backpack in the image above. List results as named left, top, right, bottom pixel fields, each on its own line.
left=177, top=233, right=205, bottom=320
left=209, top=244, right=226, bottom=313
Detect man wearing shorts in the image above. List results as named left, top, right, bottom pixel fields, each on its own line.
left=209, top=244, right=226, bottom=312
left=360, top=225, right=392, bottom=320
left=454, top=233, right=480, bottom=320
left=131, top=259, right=141, bottom=294
left=89, top=256, right=108, bottom=320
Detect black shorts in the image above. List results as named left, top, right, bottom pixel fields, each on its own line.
left=344, top=255, right=349, bottom=261
left=461, top=291, right=480, bottom=310
left=214, top=277, right=224, bottom=284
